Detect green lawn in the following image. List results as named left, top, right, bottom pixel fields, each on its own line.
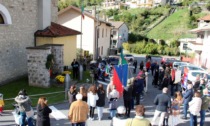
left=147, top=8, right=192, bottom=41
left=1, top=70, right=91, bottom=110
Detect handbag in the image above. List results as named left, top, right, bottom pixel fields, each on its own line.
left=26, top=107, right=34, bottom=118
left=109, top=99, right=117, bottom=110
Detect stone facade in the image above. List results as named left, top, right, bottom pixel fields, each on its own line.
left=0, top=0, right=58, bottom=85
left=26, top=44, right=63, bottom=87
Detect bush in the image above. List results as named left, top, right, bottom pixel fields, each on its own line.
left=206, top=2, right=210, bottom=11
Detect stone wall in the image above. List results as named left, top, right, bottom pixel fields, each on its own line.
left=0, top=0, right=58, bottom=85
left=26, top=44, right=63, bottom=88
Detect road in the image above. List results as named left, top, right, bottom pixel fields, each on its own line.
left=1, top=55, right=210, bottom=126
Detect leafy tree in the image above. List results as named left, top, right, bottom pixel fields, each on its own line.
left=206, top=2, right=210, bottom=11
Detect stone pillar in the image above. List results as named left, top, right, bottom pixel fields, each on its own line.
left=26, top=47, right=51, bottom=87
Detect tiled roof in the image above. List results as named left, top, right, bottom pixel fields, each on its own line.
left=35, top=22, right=81, bottom=37
left=109, top=21, right=125, bottom=29
left=198, top=14, right=210, bottom=21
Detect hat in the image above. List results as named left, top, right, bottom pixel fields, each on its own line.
left=76, top=93, right=83, bottom=100
left=117, top=106, right=126, bottom=114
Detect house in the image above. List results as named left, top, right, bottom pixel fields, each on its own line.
left=109, top=21, right=129, bottom=48
left=189, top=14, right=210, bottom=71
left=125, top=0, right=153, bottom=8
left=35, top=22, right=81, bottom=66
left=102, top=0, right=121, bottom=9
left=58, top=6, right=112, bottom=58
left=0, top=0, right=58, bottom=84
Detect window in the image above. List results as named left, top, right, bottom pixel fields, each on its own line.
left=183, top=43, right=188, bottom=50
left=102, top=28, right=104, bottom=38
left=101, top=46, right=103, bottom=55
left=98, top=47, right=100, bottom=56
left=113, top=31, right=117, bottom=35
left=0, top=4, right=12, bottom=24
left=0, top=14, right=4, bottom=24
left=97, top=28, right=100, bottom=38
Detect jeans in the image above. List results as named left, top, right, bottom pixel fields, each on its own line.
left=190, top=114, right=197, bottom=126
left=97, top=107, right=103, bottom=120
left=183, top=103, right=189, bottom=118
left=200, top=110, right=206, bottom=126
left=110, top=110, right=116, bottom=118
left=71, top=122, right=86, bottom=126
left=89, top=106, right=95, bottom=118
left=19, top=112, right=34, bottom=126
left=152, top=110, right=166, bottom=126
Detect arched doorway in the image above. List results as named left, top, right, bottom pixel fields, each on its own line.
left=0, top=13, right=4, bottom=24
left=0, top=4, right=12, bottom=24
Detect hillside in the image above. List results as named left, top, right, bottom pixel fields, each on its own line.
left=147, top=8, right=196, bottom=41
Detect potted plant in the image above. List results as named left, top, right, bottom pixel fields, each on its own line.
left=45, top=54, right=54, bottom=77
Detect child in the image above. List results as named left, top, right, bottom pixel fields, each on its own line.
left=108, top=85, right=119, bottom=119
left=0, top=93, right=4, bottom=115
left=0, top=93, right=4, bottom=116
left=171, top=92, right=182, bottom=126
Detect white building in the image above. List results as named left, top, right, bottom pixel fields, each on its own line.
left=189, top=15, right=210, bottom=71
left=58, top=6, right=112, bottom=58
left=110, top=21, right=129, bottom=48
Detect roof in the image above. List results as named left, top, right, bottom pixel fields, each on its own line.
left=189, top=25, right=210, bottom=33
left=58, top=6, right=112, bottom=26
left=198, top=14, right=210, bottom=21
left=109, top=21, right=125, bottom=29
left=188, top=41, right=203, bottom=45
left=35, top=22, right=81, bottom=37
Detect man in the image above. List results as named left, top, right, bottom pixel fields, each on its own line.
left=15, top=89, right=33, bottom=126
left=71, top=59, right=79, bottom=80
left=200, top=88, right=210, bottom=126
left=182, top=82, right=193, bottom=120
left=151, top=88, right=171, bottom=126
left=151, top=61, right=156, bottom=76
left=133, top=75, right=145, bottom=105
left=68, top=94, right=89, bottom=126
left=123, top=79, right=133, bottom=117
left=126, top=105, right=151, bottom=126
left=111, top=106, right=128, bottom=126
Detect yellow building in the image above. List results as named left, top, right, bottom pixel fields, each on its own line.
left=35, top=22, right=81, bottom=66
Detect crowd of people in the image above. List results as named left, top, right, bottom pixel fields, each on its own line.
left=11, top=58, right=210, bottom=126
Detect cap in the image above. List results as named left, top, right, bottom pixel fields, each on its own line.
left=117, top=106, right=126, bottom=114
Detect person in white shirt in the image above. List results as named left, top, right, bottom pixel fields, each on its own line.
left=87, top=85, right=99, bottom=121
left=111, top=106, right=128, bottom=126
left=188, top=92, right=202, bottom=126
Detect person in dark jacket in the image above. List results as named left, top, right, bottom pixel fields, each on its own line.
left=139, top=61, right=144, bottom=70
left=36, top=97, right=52, bottom=126
left=160, top=74, right=169, bottom=90
left=182, top=83, right=193, bottom=120
left=152, top=87, right=171, bottom=126
left=68, top=85, right=77, bottom=107
left=133, top=60, right=137, bottom=74
left=153, top=69, right=159, bottom=88
left=193, top=74, right=200, bottom=92
left=71, top=59, right=79, bottom=80
left=123, top=79, right=133, bottom=117
left=133, top=75, right=144, bottom=105
left=151, top=61, right=156, bottom=76
left=96, top=84, right=106, bottom=121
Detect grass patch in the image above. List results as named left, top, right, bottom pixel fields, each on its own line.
left=1, top=70, right=91, bottom=110
left=147, top=8, right=190, bottom=41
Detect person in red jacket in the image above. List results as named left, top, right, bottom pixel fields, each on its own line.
left=146, top=60, right=151, bottom=72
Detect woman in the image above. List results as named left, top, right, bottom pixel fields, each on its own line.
left=108, top=85, right=119, bottom=119
left=87, top=85, right=99, bottom=121
left=96, top=84, right=106, bottom=121
left=171, top=92, right=183, bottom=126
left=36, top=97, right=52, bottom=126
left=68, top=85, right=77, bottom=106
left=79, top=86, right=88, bottom=102
left=189, top=92, right=202, bottom=126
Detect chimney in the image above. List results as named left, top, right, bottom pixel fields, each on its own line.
left=92, top=6, right=96, bottom=17
left=38, top=0, right=51, bottom=30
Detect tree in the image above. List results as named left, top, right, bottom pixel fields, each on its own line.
left=206, top=2, right=210, bottom=11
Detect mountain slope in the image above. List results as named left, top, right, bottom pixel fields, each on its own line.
left=146, top=8, right=195, bottom=41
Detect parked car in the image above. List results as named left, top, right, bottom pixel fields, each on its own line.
left=179, top=65, right=206, bottom=75
left=173, top=61, right=189, bottom=68
left=108, top=55, right=119, bottom=65
left=161, top=57, right=176, bottom=64
left=187, top=70, right=210, bottom=83
left=124, top=54, right=134, bottom=62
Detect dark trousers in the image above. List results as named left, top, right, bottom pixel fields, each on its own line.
left=190, top=114, right=197, bottom=126
left=89, top=106, right=95, bottom=118
left=72, top=69, right=78, bottom=79
left=71, top=122, right=86, bottom=126
left=151, top=69, right=154, bottom=75
left=171, top=84, right=178, bottom=96
left=133, top=67, right=137, bottom=74
left=123, top=99, right=131, bottom=117
left=134, top=93, right=140, bottom=105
